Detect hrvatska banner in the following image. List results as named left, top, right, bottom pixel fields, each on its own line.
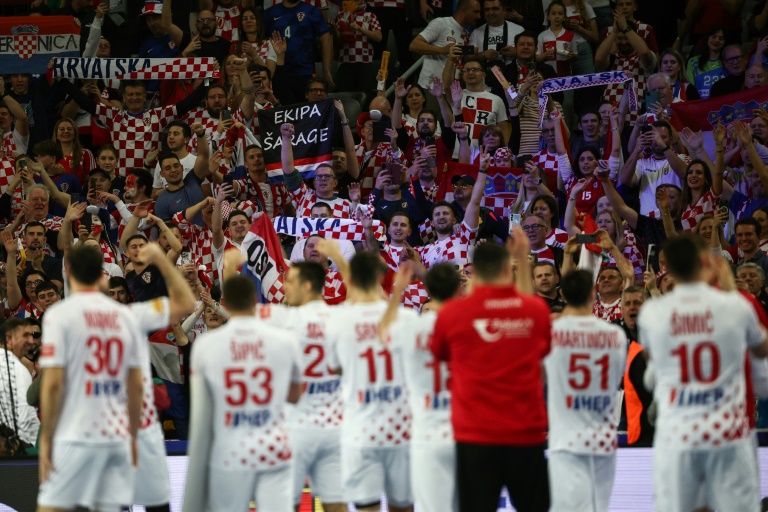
left=258, top=98, right=335, bottom=178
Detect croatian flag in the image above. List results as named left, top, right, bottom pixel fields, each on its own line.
left=239, top=214, right=288, bottom=304
left=0, top=16, right=80, bottom=73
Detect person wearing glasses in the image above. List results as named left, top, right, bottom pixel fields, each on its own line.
left=709, top=45, right=747, bottom=97
left=520, top=213, right=564, bottom=268
left=195, top=9, right=234, bottom=67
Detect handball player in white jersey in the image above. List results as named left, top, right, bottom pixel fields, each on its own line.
left=325, top=248, right=414, bottom=512
left=380, top=262, right=462, bottom=512
left=638, top=235, right=768, bottom=512
left=546, top=269, right=627, bottom=512
left=257, top=261, right=346, bottom=512
left=183, top=275, right=302, bottom=512
left=121, top=243, right=196, bottom=512
left=37, top=245, right=144, bottom=512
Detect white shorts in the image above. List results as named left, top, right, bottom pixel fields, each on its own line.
left=654, top=440, right=760, bottom=512
left=341, top=445, right=413, bottom=507
left=548, top=451, right=616, bottom=512
left=37, top=440, right=134, bottom=512
left=411, top=442, right=457, bottom=512
left=134, top=423, right=171, bottom=506
left=207, top=463, right=293, bottom=512
left=290, top=427, right=343, bottom=505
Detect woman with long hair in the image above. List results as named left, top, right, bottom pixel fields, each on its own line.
left=231, top=8, right=282, bottom=76
left=52, top=118, right=95, bottom=186
left=685, top=24, right=726, bottom=99
left=659, top=48, right=700, bottom=101
left=95, top=145, right=123, bottom=192
left=679, top=158, right=724, bottom=232
left=527, top=193, right=569, bottom=247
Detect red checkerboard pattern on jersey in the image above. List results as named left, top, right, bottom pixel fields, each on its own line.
left=270, top=270, right=346, bottom=305
left=531, top=149, right=564, bottom=193
left=94, top=103, right=177, bottom=177
left=356, top=142, right=392, bottom=198
left=172, top=212, right=217, bottom=284
left=680, top=189, right=720, bottom=232
left=334, top=7, right=381, bottom=64
left=182, top=107, right=248, bottom=154
left=593, top=298, right=622, bottom=322
left=462, top=97, right=497, bottom=140
left=289, top=182, right=353, bottom=219
left=213, top=3, right=242, bottom=42
left=539, top=29, right=576, bottom=77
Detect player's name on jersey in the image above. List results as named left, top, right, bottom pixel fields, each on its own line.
left=670, top=310, right=713, bottom=336
left=230, top=340, right=266, bottom=361
left=551, top=329, right=623, bottom=349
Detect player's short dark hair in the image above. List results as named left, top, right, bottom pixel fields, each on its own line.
left=222, top=275, right=257, bottom=311
left=514, top=30, right=537, bottom=46
left=66, top=245, right=104, bottom=286
left=472, top=242, right=510, bottom=282
left=417, top=109, right=438, bottom=123
left=33, top=139, right=63, bottom=160
left=350, top=251, right=384, bottom=291
left=245, top=144, right=262, bottom=157
left=736, top=217, right=762, bottom=237
left=96, top=144, right=118, bottom=159
left=291, top=261, right=326, bottom=295
left=206, top=83, right=226, bottom=97
left=311, top=202, right=333, bottom=215
left=2, top=317, right=31, bottom=344
left=424, top=263, right=460, bottom=302
left=652, top=120, right=673, bottom=137
left=125, top=234, right=148, bottom=247
left=120, top=80, right=147, bottom=94
left=24, top=221, right=45, bottom=235
left=227, top=209, right=250, bottom=226
left=158, top=152, right=180, bottom=168
left=662, top=235, right=706, bottom=281
left=431, top=200, right=456, bottom=220
left=167, top=120, right=192, bottom=139
left=305, top=77, right=328, bottom=93
left=128, top=168, right=154, bottom=195
left=532, top=260, right=557, bottom=274
left=390, top=212, right=411, bottom=227
left=35, top=280, right=58, bottom=298
left=623, top=285, right=645, bottom=297
left=560, top=270, right=595, bottom=306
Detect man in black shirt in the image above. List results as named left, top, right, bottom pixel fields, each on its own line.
left=710, top=45, right=746, bottom=97
left=124, top=234, right=168, bottom=302
left=196, top=9, right=232, bottom=66
left=532, top=261, right=565, bottom=312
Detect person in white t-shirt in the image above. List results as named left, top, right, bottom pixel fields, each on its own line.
left=325, top=250, right=413, bottom=512
left=37, top=245, right=144, bottom=512
left=151, top=121, right=209, bottom=198
left=469, top=0, right=524, bottom=68
left=619, top=120, right=688, bottom=215
left=409, top=0, right=481, bottom=89
left=257, top=260, right=346, bottom=511
left=183, top=274, right=302, bottom=512
left=546, top=269, right=627, bottom=512
left=380, top=262, right=462, bottom=512
left=639, top=235, right=768, bottom=512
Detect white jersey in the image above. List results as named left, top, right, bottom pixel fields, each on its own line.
left=257, top=301, right=343, bottom=429
left=39, top=292, right=142, bottom=444
left=326, top=301, right=411, bottom=448
left=389, top=309, right=452, bottom=444
left=190, top=316, right=301, bottom=471
left=546, top=316, right=627, bottom=455
left=128, top=298, right=171, bottom=431
left=639, top=283, right=764, bottom=450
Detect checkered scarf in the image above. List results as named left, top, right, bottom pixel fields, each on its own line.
left=272, top=214, right=385, bottom=241
left=52, top=57, right=221, bottom=80
left=538, top=71, right=637, bottom=126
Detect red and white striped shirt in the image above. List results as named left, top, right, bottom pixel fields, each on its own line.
left=289, top=181, right=353, bottom=219
left=356, top=142, right=392, bottom=199
left=680, top=189, right=720, bottom=232
left=172, top=212, right=217, bottom=284
left=334, top=7, right=381, bottom=64
left=213, top=3, right=242, bottom=42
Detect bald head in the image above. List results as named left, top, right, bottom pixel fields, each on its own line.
left=369, top=96, right=392, bottom=118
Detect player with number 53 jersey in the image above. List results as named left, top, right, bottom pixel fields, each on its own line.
left=638, top=236, right=768, bottom=512
left=184, top=276, right=302, bottom=512
left=545, top=271, right=627, bottom=512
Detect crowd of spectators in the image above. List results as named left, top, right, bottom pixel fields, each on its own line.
left=1, top=0, right=768, bottom=443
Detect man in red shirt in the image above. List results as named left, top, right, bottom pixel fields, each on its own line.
left=430, top=239, right=551, bottom=512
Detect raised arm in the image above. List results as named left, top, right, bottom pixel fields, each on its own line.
left=465, top=148, right=489, bottom=231
left=211, top=184, right=230, bottom=251
left=2, top=230, right=21, bottom=311
left=0, top=78, right=29, bottom=137
left=184, top=197, right=215, bottom=225
left=139, top=242, right=196, bottom=324
left=391, top=77, right=409, bottom=130
left=410, top=34, right=452, bottom=56
left=280, top=123, right=295, bottom=175
left=335, top=100, right=360, bottom=179
left=57, top=201, right=86, bottom=253
left=711, top=122, right=726, bottom=198
left=735, top=121, right=768, bottom=191
left=379, top=262, right=412, bottom=342
left=316, top=239, right=350, bottom=286
left=320, top=32, right=334, bottom=90
left=30, top=161, right=70, bottom=208
left=507, top=225, right=533, bottom=294
left=599, top=172, right=639, bottom=229
left=190, top=122, right=211, bottom=182
left=162, top=0, right=184, bottom=47
left=119, top=200, right=151, bottom=251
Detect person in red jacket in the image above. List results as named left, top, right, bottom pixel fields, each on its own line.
left=431, top=239, right=551, bottom=512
